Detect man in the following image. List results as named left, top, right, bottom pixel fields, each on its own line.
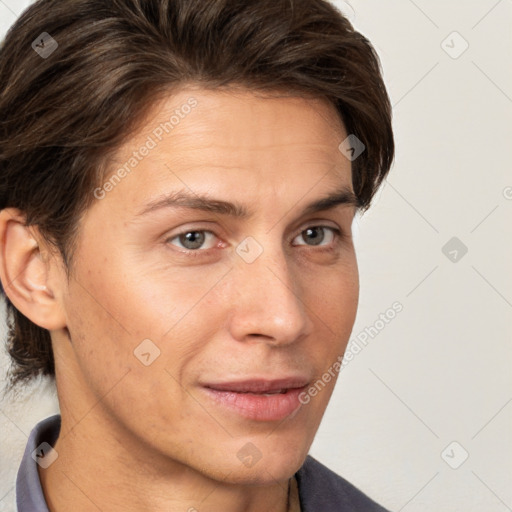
left=0, top=0, right=394, bottom=510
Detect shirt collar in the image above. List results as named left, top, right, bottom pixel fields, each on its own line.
left=16, top=414, right=60, bottom=512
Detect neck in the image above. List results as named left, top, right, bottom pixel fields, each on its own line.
left=39, top=409, right=291, bottom=512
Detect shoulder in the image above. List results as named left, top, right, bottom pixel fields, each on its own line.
left=295, top=455, right=391, bottom=512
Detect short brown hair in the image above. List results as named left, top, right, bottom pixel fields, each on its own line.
left=0, top=0, right=394, bottom=386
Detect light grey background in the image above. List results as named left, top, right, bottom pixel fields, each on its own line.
left=1, top=1, right=511, bottom=511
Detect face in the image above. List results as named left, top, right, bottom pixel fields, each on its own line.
left=54, top=87, right=359, bottom=485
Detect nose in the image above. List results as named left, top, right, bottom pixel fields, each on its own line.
left=226, top=242, right=314, bottom=346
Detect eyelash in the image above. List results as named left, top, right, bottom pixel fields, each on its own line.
left=165, top=225, right=344, bottom=258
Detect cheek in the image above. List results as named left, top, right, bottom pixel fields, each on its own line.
left=302, top=259, right=359, bottom=399
left=64, top=280, right=132, bottom=390
left=309, top=259, right=359, bottom=331
left=64, top=252, right=225, bottom=395
left=63, top=275, right=192, bottom=430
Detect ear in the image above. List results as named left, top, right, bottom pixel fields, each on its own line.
left=0, top=208, right=67, bottom=330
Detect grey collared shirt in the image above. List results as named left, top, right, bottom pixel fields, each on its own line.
left=17, top=415, right=391, bottom=511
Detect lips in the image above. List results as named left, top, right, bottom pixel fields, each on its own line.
left=201, top=377, right=310, bottom=422
left=203, top=377, right=310, bottom=394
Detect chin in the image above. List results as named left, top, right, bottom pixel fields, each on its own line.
left=204, top=439, right=310, bottom=486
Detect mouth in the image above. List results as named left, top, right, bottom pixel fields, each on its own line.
left=200, top=377, right=310, bottom=422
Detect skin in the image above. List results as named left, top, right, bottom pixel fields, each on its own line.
left=0, top=87, right=359, bottom=512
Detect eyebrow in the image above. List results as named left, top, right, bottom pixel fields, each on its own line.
left=136, top=187, right=360, bottom=219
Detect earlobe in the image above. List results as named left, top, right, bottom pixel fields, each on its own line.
left=0, top=208, right=67, bottom=330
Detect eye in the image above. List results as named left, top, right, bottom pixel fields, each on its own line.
left=292, top=226, right=339, bottom=247
left=167, top=230, right=218, bottom=251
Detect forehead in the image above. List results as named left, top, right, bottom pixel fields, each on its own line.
left=112, top=87, right=346, bottom=165
left=94, top=87, right=352, bottom=219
